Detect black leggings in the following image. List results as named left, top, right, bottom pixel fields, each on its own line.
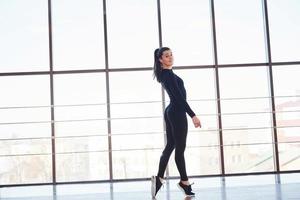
left=157, top=104, right=188, bottom=181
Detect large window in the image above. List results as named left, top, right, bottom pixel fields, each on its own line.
left=0, top=0, right=299, bottom=186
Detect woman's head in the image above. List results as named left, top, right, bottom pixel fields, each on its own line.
left=153, top=47, right=173, bottom=83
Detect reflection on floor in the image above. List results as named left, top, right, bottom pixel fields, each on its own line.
left=1, top=173, right=300, bottom=200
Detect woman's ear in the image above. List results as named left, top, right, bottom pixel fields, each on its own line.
left=159, top=58, right=162, bottom=63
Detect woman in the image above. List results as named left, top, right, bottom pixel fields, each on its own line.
left=151, top=47, right=201, bottom=198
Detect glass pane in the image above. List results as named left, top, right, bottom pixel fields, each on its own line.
left=56, top=136, right=108, bottom=153
left=54, top=73, right=107, bottom=135
left=215, top=0, right=266, bottom=64
left=111, top=134, right=163, bottom=151
left=222, top=98, right=270, bottom=114
left=112, top=149, right=161, bottom=179
left=0, top=75, right=52, bottom=184
left=0, top=139, right=51, bottom=156
left=218, top=67, right=270, bottom=98
left=224, top=143, right=274, bottom=173
left=0, top=107, right=50, bottom=126
left=111, top=102, right=161, bottom=119
left=106, top=0, right=158, bottom=68
left=0, top=0, right=49, bottom=72
left=110, top=70, right=162, bottom=134
left=272, top=66, right=300, bottom=97
left=56, top=152, right=109, bottom=181
left=219, top=67, right=275, bottom=172
left=268, top=1, right=300, bottom=62
left=0, top=155, right=52, bottom=185
left=276, top=109, right=300, bottom=129
left=0, top=75, right=50, bottom=110
left=186, top=147, right=220, bottom=175
left=219, top=67, right=272, bottom=129
left=273, top=66, right=300, bottom=170
left=52, top=0, right=105, bottom=70
left=55, top=121, right=107, bottom=137
left=223, top=129, right=273, bottom=148
left=278, top=127, right=300, bottom=170
left=0, top=123, right=51, bottom=140
left=161, top=0, right=213, bottom=65
left=54, top=73, right=108, bottom=181
left=0, top=75, right=51, bottom=139
left=169, top=132, right=220, bottom=176
left=0, top=75, right=50, bottom=106
left=110, top=71, right=161, bottom=103
left=222, top=112, right=271, bottom=129
left=111, top=118, right=163, bottom=136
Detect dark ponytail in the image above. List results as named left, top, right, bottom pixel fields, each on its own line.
left=153, top=47, right=170, bottom=83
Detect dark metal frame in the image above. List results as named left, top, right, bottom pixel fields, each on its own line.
left=262, top=0, right=280, bottom=172
left=47, top=0, right=56, bottom=184
left=102, top=0, right=114, bottom=181
left=0, top=0, right=300, bottom=188
left=210, top=0, right=225, bottom=175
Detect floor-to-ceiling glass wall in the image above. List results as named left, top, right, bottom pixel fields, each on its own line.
left=0, top=0, right=299, bottom=186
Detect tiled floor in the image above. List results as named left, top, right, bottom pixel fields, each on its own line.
left=1, top=173, right=300, bottom=200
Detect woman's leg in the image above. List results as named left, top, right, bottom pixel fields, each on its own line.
left=157, top=107, right=175, bottom=178
left=169, top=112, right=188, bottom=181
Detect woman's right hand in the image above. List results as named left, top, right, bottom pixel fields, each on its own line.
left=192, top=116, right=201, bottom=128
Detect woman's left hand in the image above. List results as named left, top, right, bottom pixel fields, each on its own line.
left=192, top=116, right=201, bottom=128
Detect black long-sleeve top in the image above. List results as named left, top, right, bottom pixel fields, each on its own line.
left=161, top=68, right=196, bottom=118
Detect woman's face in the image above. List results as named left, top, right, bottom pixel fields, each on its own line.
left=159, top=50, right=173, bottom=68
